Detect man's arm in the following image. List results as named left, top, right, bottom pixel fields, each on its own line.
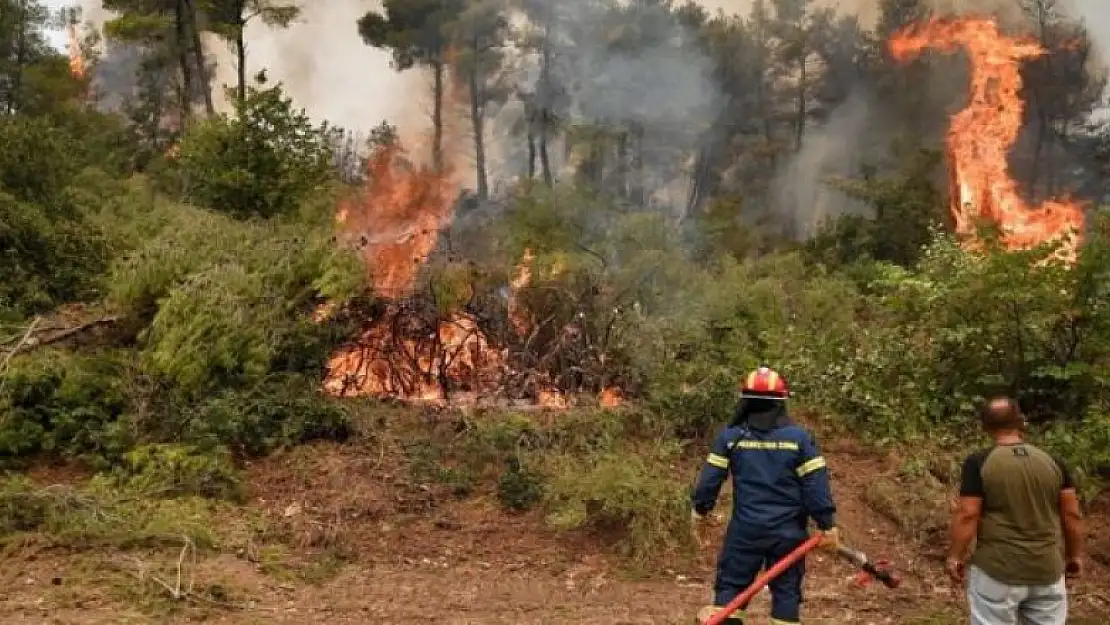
left=949, top=453, right=986, bottom=564
left=691, top=430, right=732, bottom=515
left=1055, top=456, right=1085, bottom=569
left=798, top=431, right=836, bottom=531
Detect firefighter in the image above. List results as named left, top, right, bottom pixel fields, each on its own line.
left=691, top=366, right=839, bottom=625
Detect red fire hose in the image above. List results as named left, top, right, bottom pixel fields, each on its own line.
left=702, top=535, right=823, bottom=625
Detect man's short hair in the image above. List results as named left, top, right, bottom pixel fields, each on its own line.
left=981, top=396, right=1025, bottom=431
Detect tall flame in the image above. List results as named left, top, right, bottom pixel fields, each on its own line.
left=66, top=23, right=85, bottom=80
left=337, top=143, right=455, bottom=296
left=889, top=17, right=1085, bottom=260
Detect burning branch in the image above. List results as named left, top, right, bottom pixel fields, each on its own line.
left=889, top=16, right=1086, bottom=262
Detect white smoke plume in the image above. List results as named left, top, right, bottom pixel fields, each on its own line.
left=77, top=1, right=423, bottom=138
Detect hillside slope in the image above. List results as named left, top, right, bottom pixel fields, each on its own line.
left=2, top=430, right=1107, bottom=625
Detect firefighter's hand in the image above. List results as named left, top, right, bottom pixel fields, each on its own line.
left=818, top=527, right=841, bottom=552
left=691, top=510, right=711, bottom=548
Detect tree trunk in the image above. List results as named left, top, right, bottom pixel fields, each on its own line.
left=539, top=115, right=553, bottom=186
left=525, top=101, right=537, bottom=178
left=235, top=23, right=247, bottom=106
left=430, top=60, right=445, bottom=172
left=234, top=0, right=248, bottom=106
left=526, top=130, right=537, bottom=179
left=538, top=5, right=554, bottom=186
left=616, top=129, right=629, bottom=199
left=184, top=0, right=214, bottom=115
left=795, top=55, right=806, bottom=151
left=630, top=123, right=645, bottom=207
left=468, top=37, right=488, bottom=199
left=10, top=0, right=28, bottom=113
left=174, top=0, right=194, bottom=123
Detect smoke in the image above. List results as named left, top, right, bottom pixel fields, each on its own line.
left=769, top=0, right=1110, bottom=237
left=211, top=1, right=424, bottom=138
left=772, top=92, right=876, bottom=239
left=697, top=0, right=880, bottom=27
left=78, top=1, right=424, bottom=138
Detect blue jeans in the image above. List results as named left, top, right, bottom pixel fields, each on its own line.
left=967, top=565, right=1067, bottom=625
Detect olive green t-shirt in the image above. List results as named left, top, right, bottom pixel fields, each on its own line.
left=959, top=442, right=1074, bottom=585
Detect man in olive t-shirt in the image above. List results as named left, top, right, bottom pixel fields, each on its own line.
left=946, top=397, right=1085, bottom=625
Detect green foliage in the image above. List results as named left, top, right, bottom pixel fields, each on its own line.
left=174, top=83, right=335, bottom=218
left=358, top=0, right=468, bottom=70
left=1041, top=411, right=1110, bottom=499
left=0, top=114, right=122, bottom=317
left=115, top=444, right=244, bottom=501
left=107, top=201, right=364, bottom=396
left=810, top=144, right=946, bottom=268
left=0, top=474, right=221, bottom=549
left=542, top=443, right=693, bottom=563
left=0, top=191, right=106, bottom=317
left=496, top=456, right=543, bottom=512
left=180, top=374, right=351, bottom=457
left=403, top=439, right=475, bottom=497
left=0, top=350, right=134, bottom=464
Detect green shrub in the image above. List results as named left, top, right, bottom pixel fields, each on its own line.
left=403, top=439, right=475, bottom=497
left=0, top=191, right=106, bottom=317
left=1041, top=411, right=1110, bottom=500
left=497, top=456, right=544, bottom=512
left=0, top=475, right=220, bottom=549
left=173, top=83, right=334, bottom=218
left=179, top=374, right=351, bottom=457
left=115, top=444, right=244, bottom=501
left=0, top=350, right=134, bottom=464
left=542, top=444, right=693, bottom=563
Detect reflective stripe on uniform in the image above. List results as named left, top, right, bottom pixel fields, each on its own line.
left=707, top=453, right=730, bottom=469
left=770, top=619, right=800, bottom=625
left=734, top=440, right=800, bottom=451
left=797, top=456, right=827, bottom=477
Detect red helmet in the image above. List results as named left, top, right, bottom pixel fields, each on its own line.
left=740, top=366, right=789, bottom=399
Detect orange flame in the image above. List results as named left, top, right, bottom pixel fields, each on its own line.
left=322, top=141, right=572, bottom=407
left=599, top=386, right=623, bottom=408
left=508, top=248, right=534, bottom=336
left=337, top=143, right=455, bottom=296
left=889, top=17, right=1085, bottom=261
left=67, top=23, right=85, bottom=80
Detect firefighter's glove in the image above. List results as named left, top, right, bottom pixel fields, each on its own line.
left=818, top=527, right=841, bottom=552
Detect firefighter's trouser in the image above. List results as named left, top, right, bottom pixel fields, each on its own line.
left=712, top=524, right=805, bottom=624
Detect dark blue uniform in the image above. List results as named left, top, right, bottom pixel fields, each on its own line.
left=692, top=420, right=836, bottom=624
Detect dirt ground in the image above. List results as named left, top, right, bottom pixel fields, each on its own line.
left=3, top=436, right=1108, bottom=625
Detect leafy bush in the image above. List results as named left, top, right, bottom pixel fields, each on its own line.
left=115, top=444, right=244, bottom=501
left=496, top=456, right=544, bottom=512
left=174, top=83, right=335, bottom=218
left=178, top=375, right=351, bottom=457
left=0, top=475, right=221, bottom=549
left=0, top=350, right=134, bottom=464
left=542, top=443, right=693, bottom=563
